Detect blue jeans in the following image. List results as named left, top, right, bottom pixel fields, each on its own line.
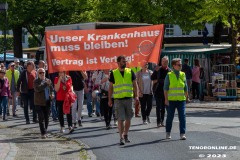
left=166, top=101, right=186, bottom=134
left=51, top=92, right=58, bottom=119
left=0, top=96, right=8, bottom=117
left=86, top=92, right=93, bottom=115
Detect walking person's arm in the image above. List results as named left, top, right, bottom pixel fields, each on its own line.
left=108, top=82, right=113, bottom=107
left=80, top=71, right=87, bottom=80
left=133, top=80, right=139, bottom=100
left=164, top=75, right=170, bottom=106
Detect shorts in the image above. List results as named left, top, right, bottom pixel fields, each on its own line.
left=115, top=98, right=134, bottom=121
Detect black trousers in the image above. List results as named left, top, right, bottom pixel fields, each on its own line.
left=192, top=81, right=200, bottom=99
left=154, top=93, right=165, bottom=124
left=21, top=89, right=37, bottom=122
left=35, top=105, right=50, bottom=135
left=100, top=98, right=113, bottom=126
left=139, top=94, right=153, bottom=121
left=56, top=101, right=72, bottom=127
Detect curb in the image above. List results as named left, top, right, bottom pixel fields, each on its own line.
left=0, top=125, right=96, bottom=160
left=51, top=132, right=96, bottom=160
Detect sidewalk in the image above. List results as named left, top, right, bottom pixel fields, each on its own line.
left=0, top=108, right=90, bottom=160
left=186, top=101, right=240, bottom=110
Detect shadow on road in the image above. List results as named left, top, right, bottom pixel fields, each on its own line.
left=187, top=109, right=240, bottom=118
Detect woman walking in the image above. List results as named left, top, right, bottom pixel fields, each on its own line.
left=0, top=69, right=11, bottom=121
left=136, top=63, right=153, bottom=125
left=192, top=59, right=200, bottom=101
left=54, top=71, right=74, bottom=133
left=164, top=58, right=188, bottom=140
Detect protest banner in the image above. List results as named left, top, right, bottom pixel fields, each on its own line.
left=45, top=24, right=164, bottom=73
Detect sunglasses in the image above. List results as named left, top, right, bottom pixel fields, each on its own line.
left=39, top=72, right=45, bottom=74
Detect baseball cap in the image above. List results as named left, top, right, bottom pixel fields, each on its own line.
left=14, top=58, right=20, bottom=63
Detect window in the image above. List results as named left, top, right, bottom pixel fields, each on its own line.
left=165, top=24, right=174, bottom=36
left=1, top=30, right=9, bottom=35
left=198, top=30, right=203, bottom=35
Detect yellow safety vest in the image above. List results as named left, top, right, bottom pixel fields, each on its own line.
left=113, top=68, right=133, bottom=98
left=131, top=67, right=141, bottom=74
left=168, top=71, right=186, bottom=101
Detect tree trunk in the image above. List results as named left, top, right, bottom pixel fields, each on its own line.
left=13, top=26, right=23, bottom=58
left=25, top=25, right=42, bottom=46
left=213, top=20, right=223, bottom=44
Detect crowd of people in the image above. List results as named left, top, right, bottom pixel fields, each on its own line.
left=0, top=56, right=204, bottom=145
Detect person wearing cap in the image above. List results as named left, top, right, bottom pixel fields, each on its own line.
left=6, top=62, right=20, bottom=117
left=14, top=59, right=24, bottom=74
left=0, top=69, right=11, bottom=121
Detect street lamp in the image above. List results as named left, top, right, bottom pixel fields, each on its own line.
left=0, top=2, right=8, bottom=63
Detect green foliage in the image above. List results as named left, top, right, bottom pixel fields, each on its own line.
left=28, top=36, right=39, bottom=48
left=0, top=35, right=13, bottom=51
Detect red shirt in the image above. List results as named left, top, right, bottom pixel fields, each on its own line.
left=27, top=70, right=36, bottom=89
left=54, top=76, right=72, bottom=101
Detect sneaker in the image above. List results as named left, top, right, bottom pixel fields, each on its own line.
left=13, top=114, right=18, bottom=117
left=73, top=123, right=77, bottom=128
left=147, top=116, right=151, bottom=123
left=143, top=120, right=148, bottom=125
left=157, top=123, right=161, bottom=127
left=135, top=114, right=141, bottom=118
left=180, top=134, right=186, bottom=140
left=166, top=132, right=171, bottom=139
left=41, top=134, right=47, bottom=139
left=124, top=135, right=130, bottom=143
left=114, top=120, right=118, bottom=126
left=69, top=127, right=74, bottom=134
left=26, top=121, right=30, bottom=124
left=96, top=113, right=100, bottom=117
left=33, top=119, right=39, bottom=123
left=120, top=138, right=125, bottom=145
left=53, top=118, right=58, bottom=122
left=106, top=125, right=111, bottom=130
left=161, top=122, right=165, bottom=127
left=60, top=127, right=65, bottom=133
left=88, top=113, right=92, bottom=117
left=3, top=116, right=7, bottom=121
left=78, top=120, right=82, bottom=127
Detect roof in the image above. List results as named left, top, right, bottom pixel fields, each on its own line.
left=161, top=45, right=231, bottom=55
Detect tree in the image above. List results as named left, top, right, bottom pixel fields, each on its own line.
left=0, top=0, right=78, bottom=58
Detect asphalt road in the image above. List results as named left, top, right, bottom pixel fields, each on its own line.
left=62, top=107, right=240, bottom=160
left=2, top=107, right=239, bottom=160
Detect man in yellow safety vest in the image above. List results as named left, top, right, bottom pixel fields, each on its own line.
left=108, top=55, right=139, bottom=145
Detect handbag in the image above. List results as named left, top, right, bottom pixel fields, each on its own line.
left=101, top=89, right=108, bottom=96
